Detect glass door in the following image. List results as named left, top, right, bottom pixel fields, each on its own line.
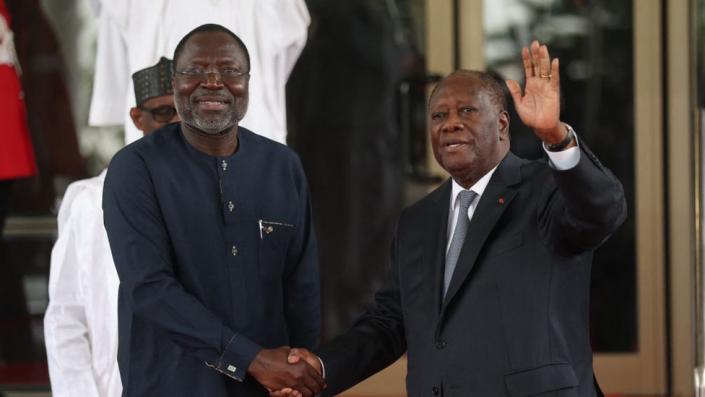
left=475, top=0, right=667, bottom=394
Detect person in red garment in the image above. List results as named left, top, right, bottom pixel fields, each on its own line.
left=0, top=1, right=38, bottom=389
left=0, top=0, right=36, bottom=231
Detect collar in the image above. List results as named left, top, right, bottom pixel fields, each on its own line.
left=450, top=164, right=499, bottom=209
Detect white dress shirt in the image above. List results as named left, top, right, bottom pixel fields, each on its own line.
left=44, top=170, right=122, bottom=397
left=88, top=0, right=310, bottom=145
left=447, top=139, right=581, bottom=247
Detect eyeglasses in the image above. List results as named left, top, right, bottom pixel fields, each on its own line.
left=139, top=105, right=177, bottom=122
left=175, top=67, right=250, bottom=84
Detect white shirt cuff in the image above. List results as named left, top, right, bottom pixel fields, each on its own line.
left=543, top=134, right=581, bottom=170
left=318, top=357, right=326, bottom=379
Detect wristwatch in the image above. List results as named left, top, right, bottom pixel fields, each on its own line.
left=546, top=123, right=575, bottom=152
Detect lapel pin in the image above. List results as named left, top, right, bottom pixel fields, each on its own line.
left=498, top=197, right=505, bottom=204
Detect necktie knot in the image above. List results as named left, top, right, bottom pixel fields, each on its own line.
left=458, top=190, right=476, bottom=211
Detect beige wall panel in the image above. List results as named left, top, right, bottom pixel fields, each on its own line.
left=458, top=0, right=484, bottom=71
left=667, top=0, right=696, bottom=395
left=341, top=357, right=406, bottom=396
left=425, top=0, right=453, bottom=178
left=593, top=0, right=667, bottom=394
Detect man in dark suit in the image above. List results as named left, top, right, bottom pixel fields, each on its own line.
left=277, top=40, right=626, bottom=397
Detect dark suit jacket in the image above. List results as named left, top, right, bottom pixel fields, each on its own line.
left=317, top=143, right=626, bottom=397
left=104, top=125, right=320, bottom=396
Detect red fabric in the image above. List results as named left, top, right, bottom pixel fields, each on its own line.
left=0, top=0, right=10, bottom=26
left=0, top=64, right=36, bottom=180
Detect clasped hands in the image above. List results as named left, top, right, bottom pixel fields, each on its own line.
left=248, top=346, right=323, bottom=397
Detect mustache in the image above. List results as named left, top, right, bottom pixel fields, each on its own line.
left=192, top=95, right=231, bottom=103
left=191, top=90, right=232, bottom=103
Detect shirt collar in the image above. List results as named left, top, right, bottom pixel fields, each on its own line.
left=450, top=164, right=499, bottom=209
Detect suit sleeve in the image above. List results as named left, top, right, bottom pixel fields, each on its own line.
left=539, top=138, right=628, bottom=253
left=283, top=155, right=320, bottom=349
left=44, top=186, right=101, bottom=397
left=316, top=216, right=407, bottom=396
left=102, top=150, right=261, bottom=382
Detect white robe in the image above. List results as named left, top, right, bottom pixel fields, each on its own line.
left=44, top=171, right=122, bottom=397
left=88, top=0, right=310, bottom=144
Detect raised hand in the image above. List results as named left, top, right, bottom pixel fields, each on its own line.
left=506, top=40, right=568, bottom=145
left=268, top=348, right=324, bottom=397
left=248, top=347, right=325, bottom=397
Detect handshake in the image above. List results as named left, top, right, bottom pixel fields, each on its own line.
left=248, top=346, right=325, bottom=397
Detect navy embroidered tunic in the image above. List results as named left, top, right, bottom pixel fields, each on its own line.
left=103, top=124, right=320, bottom=396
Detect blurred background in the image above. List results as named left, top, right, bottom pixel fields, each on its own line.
left=0, top=0, right=702, bottom=396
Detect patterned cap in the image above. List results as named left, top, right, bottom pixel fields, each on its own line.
left=132, top=57, right=174, bottom=106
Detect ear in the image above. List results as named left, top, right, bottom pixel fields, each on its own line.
left=129, top=107, right=144, bottom=131
left=498, top=110, right=510, bottom=141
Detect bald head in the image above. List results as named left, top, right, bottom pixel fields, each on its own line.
left=173, top=24, right=250, bottom=71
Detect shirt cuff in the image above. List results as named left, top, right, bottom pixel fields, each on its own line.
left=315, top=357, right=326, bottom=397
left=543, top=133, right=581, bottom=170
left=206, top=331, right=262, bottom=382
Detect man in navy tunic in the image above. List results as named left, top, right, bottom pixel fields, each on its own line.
left=103, top=24, right=324, bottom=397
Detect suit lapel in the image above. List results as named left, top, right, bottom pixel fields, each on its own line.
left=440, top=153, right=522, bottom=313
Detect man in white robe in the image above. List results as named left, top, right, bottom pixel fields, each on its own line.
left=88, top=0, right=309, bottom=144
left=44, top=58, right=180, bottom=397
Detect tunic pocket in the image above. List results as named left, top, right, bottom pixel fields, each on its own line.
left=257, top=219, right=294, bottom=279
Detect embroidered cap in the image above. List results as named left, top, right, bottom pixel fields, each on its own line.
left=132, top=57, right=174, bottom=106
